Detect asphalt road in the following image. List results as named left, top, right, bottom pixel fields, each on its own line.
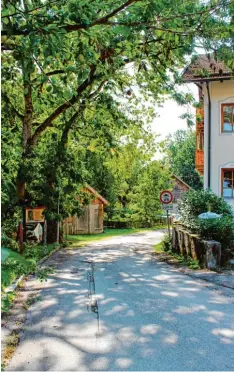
left=7, top=231, right=234, bottom=371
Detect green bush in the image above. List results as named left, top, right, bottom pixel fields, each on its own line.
left=1, top=247, right=30, bottom=291
left=162, top=233, right=172, bottom=251
left=178, top=189, right=233, bottom=230
left=196, top=216, right=234, bottom=248
left=178, top=189, right=234, bottom=259
left=1, top=233, right=19, bottom=252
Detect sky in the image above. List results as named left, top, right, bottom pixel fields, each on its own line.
left=147, top=83, right=198, bottom=159
left=150, top=83, right=198, bottom=140
left=123, top=60, right=200, bottom=153
left=149, top=45, right=207, bottom=140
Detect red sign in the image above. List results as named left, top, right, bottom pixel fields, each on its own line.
left=160, top=190, right=173, bottom=204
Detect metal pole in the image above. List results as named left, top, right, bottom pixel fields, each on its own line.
left=167, top=209, right=171, bottom=240
left=206, top=81, right=211, bottom=189
left=43, top=219, right=47, bottom=255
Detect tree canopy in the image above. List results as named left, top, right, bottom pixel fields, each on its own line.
left=2, top=0, right=233, bottom=158
left=1, top=0, right=233, bottom=230
left=162, top=129, right=203, bottom=190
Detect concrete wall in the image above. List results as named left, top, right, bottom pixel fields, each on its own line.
left=203, top=80, right=234, bottom=210
left=172, top=225, right=221, bottom=270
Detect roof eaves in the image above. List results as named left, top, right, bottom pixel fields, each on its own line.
left=172, top=174, right=193, bottom=190
left=182, top=54, right=233, bottom=83
left=85, top=184, right=109, bottom=205
left=183, top=74, right=232, bottom=83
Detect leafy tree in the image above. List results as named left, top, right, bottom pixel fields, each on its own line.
left=2, top=0, right=233, bottom=205
left=162, top=129, right=203, bottom=189
left=129, top=160, right=171, bottom=226
left=19, top=95, right=137, bottom=217
left=103, top=127, right=157, bottom=216
left=100, top=129, right=171, bottom=226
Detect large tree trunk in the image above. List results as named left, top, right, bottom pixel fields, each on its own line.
left=16, top=57, right=34, bottom=199
left=16, top=59, right=34, bottom=240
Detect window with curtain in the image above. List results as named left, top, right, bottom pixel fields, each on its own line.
left=222, top=169, right=234, bottom=197
left=221, top=103, right=234, bottom=132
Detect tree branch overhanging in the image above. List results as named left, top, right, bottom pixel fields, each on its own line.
left=32, top=69, right=65, bottom=83
left=27, top=65, right=97, bottom=149
left=2, top=0, right=230, bottom=37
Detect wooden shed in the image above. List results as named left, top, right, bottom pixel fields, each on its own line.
left=62, top=185, right=109, bottom=235
left=171, top=175, right=192, bottom=214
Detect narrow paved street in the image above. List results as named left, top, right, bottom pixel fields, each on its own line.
left=7, top=231, right=234, bottom=371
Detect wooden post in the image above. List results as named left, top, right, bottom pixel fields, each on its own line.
left=19, top=221, right=24, bottom=254
left=43, top=220, right=47, bottom=255
left=22, top=206, right=26, bottom=242
left=57, top=191, right=60, bottom=244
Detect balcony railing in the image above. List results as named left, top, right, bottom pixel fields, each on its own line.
left=196, top=150, right=204, bottom=175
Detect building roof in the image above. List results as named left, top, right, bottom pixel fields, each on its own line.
left=85, top=184, right=109, bottom=205
left=182, top=54, right=233, bottom=82
left=172, top=174, right=192, bottom=190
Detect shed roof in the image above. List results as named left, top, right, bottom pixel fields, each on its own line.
left=182, top=54, right=232, bottom=82
left=172, top=175, right=192, bottom=190
left=85, top=184, right=109, bottom=205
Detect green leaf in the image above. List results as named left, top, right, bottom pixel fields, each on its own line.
left=46, top=85, right=53, bottom=92
left=2, top=18, right=9, bottom=25
left=2, top=9, right=9, bottom=16
left=63, top=90, right=72, bottom=100
left=112, top=26, right=131, bottom=36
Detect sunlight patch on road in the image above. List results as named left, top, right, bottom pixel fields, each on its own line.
left=212, top=328, right=234, bottom=338
left=115, top=358, right=132, bottom=368
left=140, top=324, right=160, bottom=335
left=161, top=291, right=178, bottom=297
left=163, top=332, right=178, bottom=344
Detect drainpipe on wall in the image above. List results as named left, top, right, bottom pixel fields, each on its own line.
left=206, top=81, right=211, bottom=189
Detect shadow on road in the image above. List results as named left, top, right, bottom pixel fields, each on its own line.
left=5, top=233, right=234, bottom=371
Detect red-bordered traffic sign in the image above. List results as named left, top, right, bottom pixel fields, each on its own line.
left=160, top=190, right=173, bottom=204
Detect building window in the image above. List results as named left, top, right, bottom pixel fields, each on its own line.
left=221, top=103, right=234, bottom=132
left=222, top=169, right=234, bottom=198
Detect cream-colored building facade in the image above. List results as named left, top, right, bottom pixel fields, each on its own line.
left=203, top=80, right=234, bottom=210
left=183, top=55, right=234, bottom=211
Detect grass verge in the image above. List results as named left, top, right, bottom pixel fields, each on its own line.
left=154, top=241, right=164, bottom=253
left=2, top=243, right=60, bottom=291
left=154, top=244, right=200, bottom=270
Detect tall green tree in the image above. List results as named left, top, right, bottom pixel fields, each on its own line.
left=130, top=160, right=171, bottom=226
left=2, top=0, right=233, bottom=206
left=163, top=129, right=203, bottom=189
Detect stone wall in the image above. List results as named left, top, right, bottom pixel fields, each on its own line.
left=172, top=225, right=221, bottom=270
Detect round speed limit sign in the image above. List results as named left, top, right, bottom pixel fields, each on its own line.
left=160, top=190, right=173, bottom=204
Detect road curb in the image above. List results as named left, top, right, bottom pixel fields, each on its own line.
left=4, top=275, right=25, bottom=294
left=155, top=252, right=234, bottom=292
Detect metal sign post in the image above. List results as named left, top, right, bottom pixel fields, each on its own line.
left=160, top=190, right=173, bottom=240
left=166, top=209, right=171, bottom=240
